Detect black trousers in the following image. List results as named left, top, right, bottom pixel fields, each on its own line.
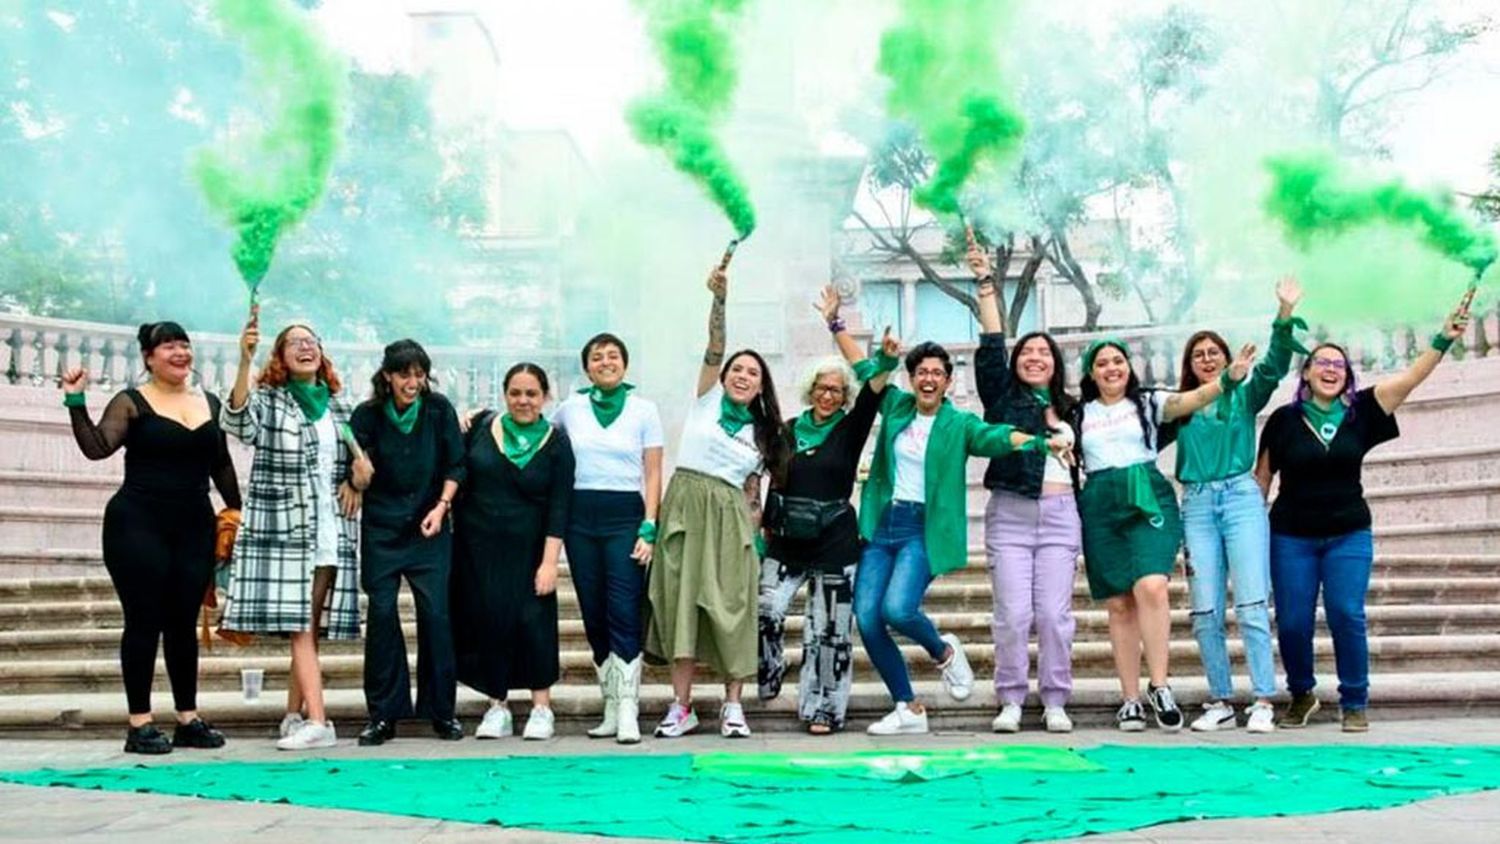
left=564, top=490, right=646, bottom=665
left=361, top=522, right=456, bottom=722
left=101, top=490, right=216, bottom=716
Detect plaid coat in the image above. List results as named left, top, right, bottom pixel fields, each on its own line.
left=220, top=385, right=362, bottom=640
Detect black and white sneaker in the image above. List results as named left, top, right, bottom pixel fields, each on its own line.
left=1148, top=683, right=1184, bottom=731
left=1116, top=699, right=1147, bottom=732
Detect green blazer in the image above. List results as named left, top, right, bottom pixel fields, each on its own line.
left=859, top=387, right=1019, bottom=577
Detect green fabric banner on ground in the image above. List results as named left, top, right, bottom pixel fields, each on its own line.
left=3, top=745, right=1499, bottom=843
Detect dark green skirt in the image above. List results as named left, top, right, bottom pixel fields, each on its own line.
left=1079, top=464, right=1183, bottom=600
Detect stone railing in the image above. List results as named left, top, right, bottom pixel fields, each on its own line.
left=0, top=313, right=576, bottom=409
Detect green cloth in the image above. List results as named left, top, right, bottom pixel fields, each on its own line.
left=637, top=519, right=657, bottom=544
left=718, top=394, right=754, bottom=436
left=579, top=382, right=632, bottom=428
left=859, top=388, right=1017, bottom=577
left=1079, top=464, right=1183, bottom=600
left=1081, top=337, right=1129, bottom=374
left=384, top=395, right=422, bottom=435
left=1175, top=315, right=1297, bottom=484
left=62, top=392, right=86, bottom=408
left=1303, top=398, right=1347, bottom=446
left=1030, top=386, right=1051, bottom=407
left=285, top=379, right=330, bottom=422
left=5, top=746, right=1500, bottom=844
left=852, top=350, right=900, bottom=383
left=693, top=745, right=1102, bottom=781
left=1431, top=332, right=1455, bottom=353
left=793, top=408, right=844, bottom=452
left=500, top=414, right=550, bottom=469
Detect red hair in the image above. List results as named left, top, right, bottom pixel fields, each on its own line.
left=256, top=324, right=343, bottom=394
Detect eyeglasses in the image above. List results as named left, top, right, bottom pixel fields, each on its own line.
left=913, top=368, right=948, bottom=379
left=1310, top=358, right=1347, bottom=371
left=1191, top=348, right=1225, bottom=362
left=286, top=337, right=321, bottom=351
left=811, top=385, right=846, bottom=397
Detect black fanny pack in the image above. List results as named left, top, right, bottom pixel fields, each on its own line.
left=764, top=492, right=850, bottom=540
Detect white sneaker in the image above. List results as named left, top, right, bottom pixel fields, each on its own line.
left=1245, top=701, right=1277, bottom=734
left=654, top=702, right=699, bottom=738
left=1043, top=706, right=1074, bottom=733
left=938, top=634, right=974, bottom=701
left=720, top=702, right=752, bottom=738
left=276, top=719, right=336, bottom=751
left=1190, top=700, right=1238, bottom=732
left=475, top=703, right=514, bottom=739
left=522, top=706, right=554, bottom=741
left=278, top=712, right=304, bottom=739
left=866, top=702, right=929, bottom=736
left=991, top=703, right=1022, bottom=733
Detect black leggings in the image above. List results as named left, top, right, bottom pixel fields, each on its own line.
left=101, top=490, right=216, bottom=715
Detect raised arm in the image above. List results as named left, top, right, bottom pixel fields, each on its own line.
left=967, top=227, right=1004, bottom=335
left=1163, top=343, right=1256, bottom=422
left=63, top=372, right=135, bottom=461
left=696, top=261, right=730, bottom=398
left=1374, top=293, right=1472, bottom=415
left=1244, top=276, right=1304, bottom=413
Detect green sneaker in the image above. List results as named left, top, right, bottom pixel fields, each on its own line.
left=1341, top=708, right=1369, bottom=733
left=1280, top=693, right=1320, bottom=728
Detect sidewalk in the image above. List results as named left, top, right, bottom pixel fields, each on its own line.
left=1, top=718, right=1498, bottom=843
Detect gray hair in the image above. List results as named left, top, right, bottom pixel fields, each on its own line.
left=797, top=356, right=857, bottom=410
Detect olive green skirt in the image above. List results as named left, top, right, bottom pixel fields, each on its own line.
left=644, top=468, right=759, bottom=680
left=1079, top=464, right=1183, bottom=600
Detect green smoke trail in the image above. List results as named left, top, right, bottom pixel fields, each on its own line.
left=626, top=0, right=755, bottom=239
left=193, top=0, right=344, bottom=297
left=1265, top=151, right=1498, bottom=277
left=877, top=0, right=1027, bottom=217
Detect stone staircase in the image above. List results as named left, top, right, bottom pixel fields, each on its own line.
left=0, top=356, right=1498, bottom=736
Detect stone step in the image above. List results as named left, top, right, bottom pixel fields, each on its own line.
left=5, top=671, right=1499, bottom=737
left=0, top=471, right=119, bottom=509
left=1372, top=520, right=1500, bottom=554
left=7, top=603, right=1495, bottom=662
left=1362, top=444, right=1500, bottom=488
left=3, top=633, right=1496, bottom=695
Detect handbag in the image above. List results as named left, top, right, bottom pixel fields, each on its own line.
left=765, top=492, right=849, bottom=541
left=204, top=508, right=255, bottom=649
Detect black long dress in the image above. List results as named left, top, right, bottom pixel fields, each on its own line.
left=452, top=412, right=574, bottom=698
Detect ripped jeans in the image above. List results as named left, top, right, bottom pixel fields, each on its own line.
left=1182, top=472, right=1276, bottom=701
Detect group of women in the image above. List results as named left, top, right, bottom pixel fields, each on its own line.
left=64, top=239, right=1471, bottom=752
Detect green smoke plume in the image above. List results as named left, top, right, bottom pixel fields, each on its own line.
left=1265, top=151, right=1498, bottom=276
left=193, top=0, right=344, bottom=295
left=878, top=0, right=1027, bottom=216
left=627, top=0, right=756, bottom=239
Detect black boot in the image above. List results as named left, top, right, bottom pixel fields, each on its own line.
left=124, top=724, right=173, bottom=755
left=172, top=718, right=226, bottom=749
left=432, top=718, right=464, bottom=741
left=357, top=720, right=398, bottom=746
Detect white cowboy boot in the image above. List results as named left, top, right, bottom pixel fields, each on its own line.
left=615, top=655, right=643, bottom=745
left=586, top=654, right=620, bottom=739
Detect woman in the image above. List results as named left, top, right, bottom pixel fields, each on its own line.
left=965, top=237, right=1082, bottom=734
left=348, top=339, right=465, bottom=746
left=1175, top=278, right=1302, bottom=734
left=452, top=363, right=574, bottom=741
left=646, top=259, right=790, bottom=739
left=1074, top=338, right=1252, bottom=732
left=1257, top=295, right=1470, bottom=733
left=757, top=285, right=892, bottom=735
left=62, top=322, right=239, bottom=754
left=554, top=332, right=664, bottom=744
left=849, top=334, right=1069, bottom=737
left=222, top=315, right=367, bottom=751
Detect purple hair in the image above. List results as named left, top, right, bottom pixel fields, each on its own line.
left=1293, top=342, right=1358, bottom=419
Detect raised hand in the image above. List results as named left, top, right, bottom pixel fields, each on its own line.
left=1275, top=275, right=1302, bottom=317
left=880, top=326, right=901, bottom=359
left=965, top=226, right=992, bottom=280
left=239, top=306, right=261, bottom=363
left=61, top=367, right=89, bottom=395
left=1442, top=290, right=1474, bottom=340
left=706, top=266, right=728, bottom=301
left=1229, top=343, right=1257, bottom=382
left=815, top=284, right=841, bottom=324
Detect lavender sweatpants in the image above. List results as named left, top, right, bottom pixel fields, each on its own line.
left=984, top=489, right=1082, bottom=708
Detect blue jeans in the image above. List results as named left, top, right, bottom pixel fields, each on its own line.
left=565, top=490, right=646, bottom=664
left=854, top=502, right=947, bottom=703
left=1183, top=472, right=1276, bottom=700
left=1270, top=529, right=1374, bottom=710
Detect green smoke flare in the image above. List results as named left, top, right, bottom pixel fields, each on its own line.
left=626, top=0, right=755, bottom=239
left=194, top=0, right=344, bottom=295
left=878, top=0, right=1027, bottom=216
left=1265, top=151, right=1498, bottom=276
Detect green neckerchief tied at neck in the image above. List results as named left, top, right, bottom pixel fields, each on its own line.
left=286, top=379, right=330, bottom=422
left=719, top=394, right=754, bottom=437
left=501, top=413, right=551, bottom=469
left=1030, top=386, right=1051, bottom=408
left=385, top=395, right=422, bottom=435
left=793, top=408, right=844, bottom=453
left=580, top=382, right=633, bottom=428
left=1302, top=398, right=1346, bottom=446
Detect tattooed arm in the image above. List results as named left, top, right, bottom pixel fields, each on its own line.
left=743, top=470, right=763, bottom=534
left=697, top=263, right=729, bottom=397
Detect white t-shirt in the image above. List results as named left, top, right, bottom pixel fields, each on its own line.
left=553, top=392, right=665, bottom=492
left=310, top=412, right=339, bottom=568
left=675, top=384, right=763, bottom=487
left=1080, top=392, right=1168, bottom=473
left=1042, top=422, right=1075, bottom=485
left=892, top=412, right=936, bottom=503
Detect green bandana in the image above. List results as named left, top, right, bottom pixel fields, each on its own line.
left=1275, top=315, right=1313, bottom=356
left=1302, top=398, right=1346, bottom=446
left=1081, top=338, right=1129, bottom=375
left=285, top=379, right=330, bottom=422
left=718, top=395, right=754, bottom=437
left=384, top=395, right=422, bottom=435
left=1123, top=463, right=1166, bottom=528
left=852, top=350, right=901, bottom=383
left=1030, top=387, right=1051, bottom=407
left=500, top=413, right=551, bottom=469
left=579, top=382, right=633, bottom=428
left=793, top=409, right=844, bottom=453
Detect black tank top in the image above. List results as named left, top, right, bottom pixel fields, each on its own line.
left=121, top=389, right=226, bottom=500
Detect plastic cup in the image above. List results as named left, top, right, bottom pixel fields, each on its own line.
left=240, top=668, right=264, bottom=702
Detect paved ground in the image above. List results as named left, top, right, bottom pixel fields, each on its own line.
left=1, top=717, right=1498, bottom=842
